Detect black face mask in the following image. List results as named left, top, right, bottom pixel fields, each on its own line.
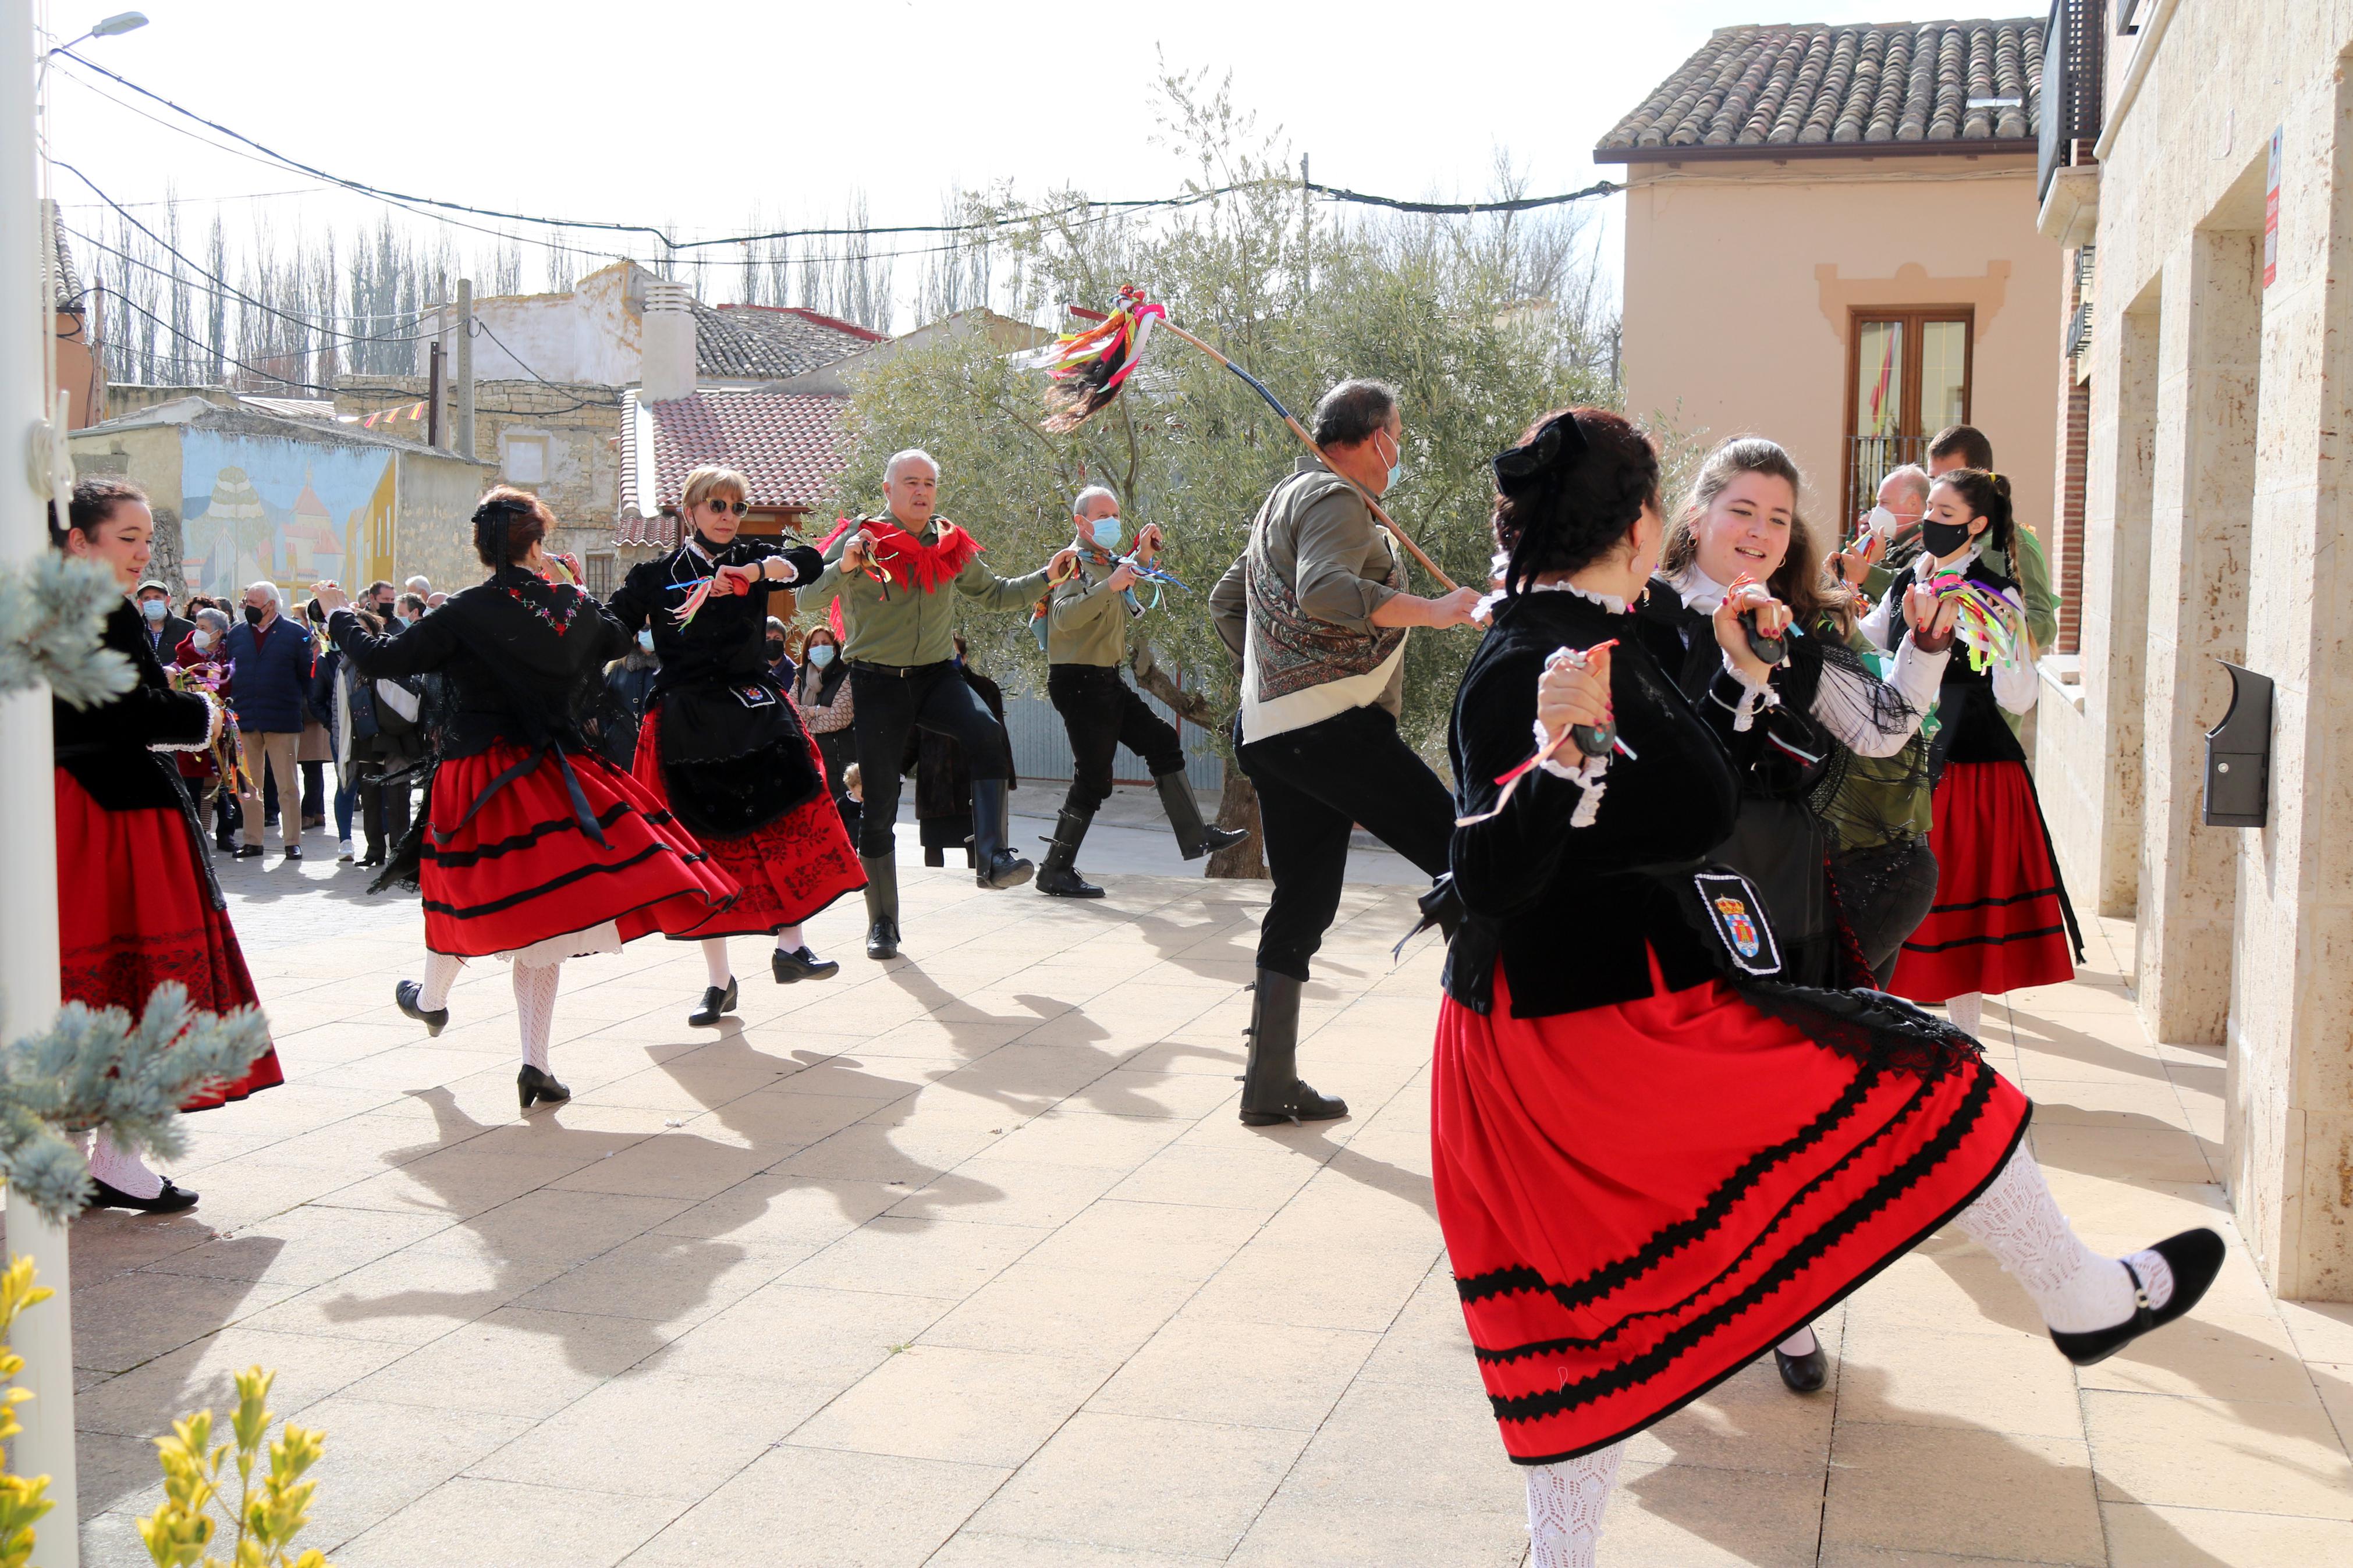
left=243, top=605, right=265, bottom=626
left=1920, top=518, right=1975, bottom=559
left=766, top=640, right=787, bottom=660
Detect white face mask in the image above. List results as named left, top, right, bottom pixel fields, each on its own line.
left=191, top=630, right=214, bottom=652
left=1866, top=504, right=1901, bottom=539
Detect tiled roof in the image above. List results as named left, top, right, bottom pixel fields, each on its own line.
left=616, top=388, right=849, bottom=546
left=1596, top=18, right=2042, bottom=159
left=692, top=303, right=887, bottom=381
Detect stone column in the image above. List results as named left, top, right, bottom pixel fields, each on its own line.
left=2228, top=70, right=2353, bottom=1302
left=2136, top=230, right=2261, bottom=1044
left=2066, top=278, right=2161, bottom=918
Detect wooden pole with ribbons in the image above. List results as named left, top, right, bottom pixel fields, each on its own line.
left=1150, top=321, right=1460, bottom=593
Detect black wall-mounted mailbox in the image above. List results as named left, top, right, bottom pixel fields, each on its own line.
left=2203, top=660, right=2273, bottom=828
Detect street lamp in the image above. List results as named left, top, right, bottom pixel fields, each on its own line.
left=52, top=10, right=145, bottom=52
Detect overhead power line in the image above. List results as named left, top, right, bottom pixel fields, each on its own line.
left=56, top=48, right=1626, bottom=255
left=1305, top=177, right=1623, bottom=214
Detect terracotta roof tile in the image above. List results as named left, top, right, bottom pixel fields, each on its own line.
left=692, top=303, right=886, bottom=381
left=1598, top=17, right=2042, bottom=158
left=615, top=388, right=847, bottom=546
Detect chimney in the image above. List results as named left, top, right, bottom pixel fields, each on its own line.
left=640, top=281, right=697, bottom=402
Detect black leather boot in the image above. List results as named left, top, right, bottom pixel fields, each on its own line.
left=1156, top=772, right=1248, bottom=861
left=1237, top=969, right=1347, bottom=1126
left=970, top=777, right=1033, bottom=890
left=862, top=853, right=901, bottom=959
left=1037, top=805, right=1104, bottom=898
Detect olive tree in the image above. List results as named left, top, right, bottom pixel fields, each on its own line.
left=833, top=70, right=1617, bottom=874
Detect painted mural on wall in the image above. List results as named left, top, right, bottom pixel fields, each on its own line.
left=178, top=430, right=397, bottom=598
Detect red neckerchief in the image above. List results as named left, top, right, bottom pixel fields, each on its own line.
left=818, top=514, right=983, bottom=594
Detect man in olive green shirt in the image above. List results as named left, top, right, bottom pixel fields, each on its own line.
left=802, top=449, right=1074, bottom=958
left=1038, top=486, right=1246, bottom=898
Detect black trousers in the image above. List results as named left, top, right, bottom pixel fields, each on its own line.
left=360, top=774, right=413, bottom=859
left=850, top=662, right=1013, bottom=859
left=1235, top=703, right=1455, bottom=982
left=1048, top=663, right=1185, bottom=812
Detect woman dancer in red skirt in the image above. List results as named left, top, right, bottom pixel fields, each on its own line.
left=1865, top=469, right=2080, bottom=1036
left=318, top=489, right=737, bottom=1112
left=1439, top=410, right=2220, bottom=1567
left=609, top=466, right=863, bottom=1027
left=54, top=477, right=282, bottom=1213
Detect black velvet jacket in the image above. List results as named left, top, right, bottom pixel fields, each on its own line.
left=1445, top=589, right=1758, bottom=1018
left=54, top=598, right=215, bottom=811
left=328, top=570, right=627, bottom=755
left=604, top=532, right=827, bottom=835
left=607, top=534, right=824, bottom=699
left=1632, top=581, right=1832, bottom=799
left=1877, top=554, right=2025, bottom=770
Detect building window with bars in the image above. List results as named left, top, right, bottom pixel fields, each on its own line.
left=1844, top=309, right=1974, bottom=525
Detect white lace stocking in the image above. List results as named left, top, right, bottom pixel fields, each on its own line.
left=87, top=1130, right=164, bottom=1200
left=1954, top=1144, right=2174, bottom=1332
left=1947, top=991, right=1983, bottom=1039
left=702, top=938, right=733, bottom=987
left=775, top=924, right=804, bottom=952
left=1777, top=1326, right=1818, bottom=1357
left=512, top=959, right=562, bottom=1074
left=419, top=950, right=464, bottom=1011
left=1524, top=1442, right=1626, bottom=1568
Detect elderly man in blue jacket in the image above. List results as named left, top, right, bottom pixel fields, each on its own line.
left=222, top=580, right=314, bottom=862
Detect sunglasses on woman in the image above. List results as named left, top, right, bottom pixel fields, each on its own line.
left=704, top=498, right=750, bottom=517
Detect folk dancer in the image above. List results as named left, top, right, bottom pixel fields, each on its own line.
left=1208, top=379, right=1482, bottom=1125
left=1437, top=408, right=2220, bottom=1568
left=803, top=449, right=1076, bottom=958
left=328, top=489, right=738, bottom=1110
left=607, top=465, right=864, bottom=1025
left=54, top=477, right=283, bottom=1213
left=1037, top=485, right=1247, bottom=897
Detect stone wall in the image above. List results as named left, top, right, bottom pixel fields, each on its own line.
left=2049, top=2, right=2353, bottom=1299
left=336, top=374, right=624, bottom=582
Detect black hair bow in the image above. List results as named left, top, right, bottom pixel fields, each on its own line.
left=1492, top=413, right=1589, bottom=496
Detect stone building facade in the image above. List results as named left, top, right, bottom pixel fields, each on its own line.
left=2034, top=0, right=2353, bottom=1301
left=335, top=375, right=623, bottom=592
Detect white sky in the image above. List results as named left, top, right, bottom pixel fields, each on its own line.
left=41, top=0, right=1941, bottom=315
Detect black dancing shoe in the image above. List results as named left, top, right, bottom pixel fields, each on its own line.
left=517, top=1064, right=572, bottom=1112
left=394, top=980, right=449, bottom=1037
left=688, top=977, right=739, bottom=1026
left=772, top=947, right=840, bottom=983
left=1773, top=1334, right=1829, bottom=1394
left=865, top=916, right=900, bottom=961
left=2049, top=1229, right=2226, bottom=1367
left=87, top=1177, right=199, bottom=1214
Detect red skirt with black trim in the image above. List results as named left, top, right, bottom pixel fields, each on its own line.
left=420, top=742, right=738, bottom=958
left=1887, top=760, right=2076, bottom=1004
left=55, top=769, right=283, bottom=1111
left=1432, top=959, right=2029, bottom=1464
left=630, top=710, right=865, bottom=938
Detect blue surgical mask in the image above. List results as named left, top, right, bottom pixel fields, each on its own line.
left=636, top=629, right=655, bottom=653
left=1088, top=517, right=1123, bottom=550
left=808, top=643, right=835, bottom=668
left=1378, top=431, right=1403, bottom=490
left=140, top=598, right=167, bottom=621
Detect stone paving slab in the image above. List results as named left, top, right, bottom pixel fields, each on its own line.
left=31, top=848, right=2353, bottom=1565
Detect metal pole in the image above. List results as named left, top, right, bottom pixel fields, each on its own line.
left=453, top=279, right=474, bottom=461
left=2, top=3, right=81, bottom=1562
left=432, top=301, right=449, bottom=451
left=426, top=339, right=442, bottom=449
left=1300, top=154, right=1311, bottom=290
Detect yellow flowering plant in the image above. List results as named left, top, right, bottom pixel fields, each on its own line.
left=137, top=1367, right=331, bottom=1568
left=0, top=1254, right=59, bottom=1568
